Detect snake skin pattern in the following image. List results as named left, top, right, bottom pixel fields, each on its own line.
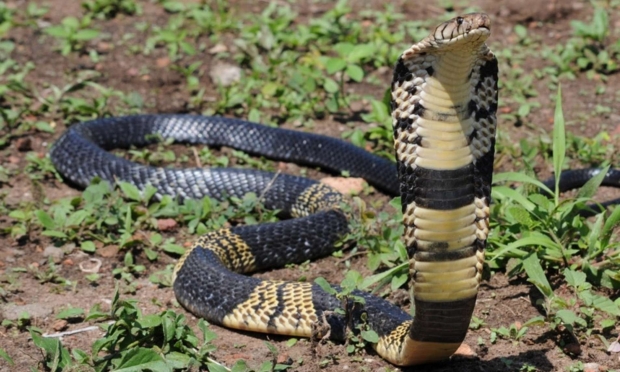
left=49, top=13, right=500, bottom=366
left=48, top=10, right=620, bottom=366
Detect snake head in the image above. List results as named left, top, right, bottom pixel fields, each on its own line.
left=431, top=13, right=491, bottom=47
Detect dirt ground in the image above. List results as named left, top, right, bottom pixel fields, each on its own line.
left=1, top=0, right=620, bottom=371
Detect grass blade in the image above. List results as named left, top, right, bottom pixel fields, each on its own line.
left=552, top=85, right=565, bottom=206
left=493, top=171, right=554, bottom=195
left=577, top=165, right=609, bottom=199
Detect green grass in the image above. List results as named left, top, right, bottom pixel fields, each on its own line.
left=1, top=0, right=620, bottom=370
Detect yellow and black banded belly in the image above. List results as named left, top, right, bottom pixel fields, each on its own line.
left=388, top=13, right=498, bottom=363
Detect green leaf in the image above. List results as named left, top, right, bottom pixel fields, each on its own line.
left=361, top=329, right=379, bottom=343
left=114, top=347, right=170, bottom=372
left=523, top=316, right=545, bottom=327
left=314, top=277, right=337, bottom=296
left=390, top=272, right=408, bottom=291
left=347, top=43, right=376, bottom=63
left=118, top=181, right=142, bottom=201
left=61, top=17, right=79, bottom=29
left=552, top=85, right=565, bottom=206
left=522, top=253, right=553, bottom=298
left=35, top=210, right=56, bottom=230
left=162, top=243, right=185, bottom=255
left=493, top=172, right=553, bottom=195
left=577, top=165, right=609, bottom=199
left=138, top=314, right=162, bottom=328
left=34, top=121, right=55, bottom=133
left=592, top=295, right=620, bottom=316
left=30, top=329, right=71, bottom=370
left=587, top=212, right=605, bottom=257
left=323, top=78, right=339, bottom=93
left=563, top=268, right=586, bottom=289
left=42, top=230, right=68, bottom=238
left=81, top=241, right=96, bottom=253
left=285, top=338, right=297, bottom=347
left=163, top=351, right=191, bottom=370
left=488, top=234, right=560, bottom=261
left=56, top=307, right=84, bottom=320
left=555, top=309, right=586, bottom=328
left=73, top=29, right=100, bottom=41
left=325, top=57, right=347, bottom=74
left=44, top=25, right=70, bottom=38
left=601, top=205, right=620, bottom=247
left=359, top=262, right=408, bottom=290
left=208, top=362, right=231, bottom=372
left=264, top=340, right=278, bottom=355
left=0, top=348, right=14, bottom=366
left=345, top=64, right=364, bottom=82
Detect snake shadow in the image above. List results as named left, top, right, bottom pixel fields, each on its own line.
left=399, top=349, right=554, bottom=372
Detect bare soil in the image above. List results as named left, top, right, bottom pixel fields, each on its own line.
left=1, top=1, right=619, bottom=371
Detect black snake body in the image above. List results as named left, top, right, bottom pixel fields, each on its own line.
left=48, top=13, right=618, bottom=366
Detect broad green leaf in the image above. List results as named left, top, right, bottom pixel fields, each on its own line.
left=506, top=205, right=535, bottom=227
left=341, top=270, right=363, bottom=292
left=390, top=272, right=408, bottom=291
left=163, top=243, right=185, bottom=255
left=118, top=181, right=142, bottom=201
left=73, top=29, right=100, bottom=41
left=208, top=362, right=232, bottom=372
left=35, top=210, right=56, bottom=230
left=65, top=210, right=89, bottom=227
left=361, top=329, right=379, bottom=343
left=522, top=253, right=553, bottom=298
left=347, top=43, right=376, bottom=62
left=138, top=314, right=162, bottom=328
left=314, top=277, right=337, bottom=296
left=30, top=330, right=71, bottom=370
left=81, top=241, right=96, bottom=253
left=114, top=347, right=170, bottom=372
left=345, top=64, right=364, bottom=82
left=44, top=25, right=70, bottom=38
left=61, top=17, right=79, bottom=29
left=323, top=78, right=339, bottom=93
left=325, top=57, right=347, bottom=74
left=592, top=295, right=620, bottom=316
left=563, top=268, right=586, bottom=289
left=163, top=351, right=191, bottom=370
left=552, top=85, right=565, bottom=205
left=555, top=309, right=587, bottom=328
left=56, top=307, right=84, bottom=320
left=523, top=316, right=545, bottom=327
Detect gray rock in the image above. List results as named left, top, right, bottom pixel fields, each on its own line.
left=43, top=245, right=64, bottom=262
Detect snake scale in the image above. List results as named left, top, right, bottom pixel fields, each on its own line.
left=48, top=13, right=619, bottom=366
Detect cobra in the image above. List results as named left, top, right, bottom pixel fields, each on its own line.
left=50, top=13, right=497, bottom=366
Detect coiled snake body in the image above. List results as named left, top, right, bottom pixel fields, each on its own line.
left=51, top=14, right=498, bottom=366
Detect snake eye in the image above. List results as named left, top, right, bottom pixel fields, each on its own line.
left=456, top=17, right=464, bottom=25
